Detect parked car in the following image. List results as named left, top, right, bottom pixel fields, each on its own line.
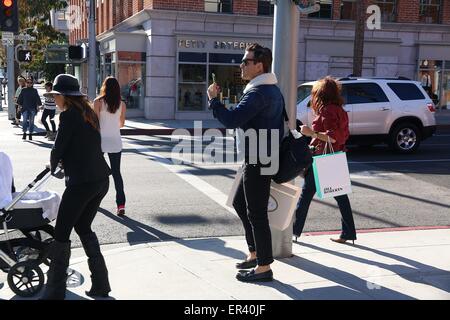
left=296, top=77, right=437, bottom=153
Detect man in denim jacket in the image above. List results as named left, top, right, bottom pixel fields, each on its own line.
left=207, top=43, right=284, bottom=282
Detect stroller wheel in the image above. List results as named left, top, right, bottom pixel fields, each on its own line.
left=7, top=261, right=45, bottom=298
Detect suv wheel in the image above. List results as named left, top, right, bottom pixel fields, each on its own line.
left=389, top=122, right=421, bottom=154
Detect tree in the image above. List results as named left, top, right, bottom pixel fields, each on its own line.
left=17, top=0, right=69, bottom=81
left=352, top=0, right=366, bottom=77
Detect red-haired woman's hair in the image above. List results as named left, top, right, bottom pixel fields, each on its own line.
left=310, top=76, right=344, bottom=114
left=99, top=76, right=122, bottom=113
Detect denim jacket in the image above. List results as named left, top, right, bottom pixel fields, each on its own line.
left=209, top=84, right=285, bottom=163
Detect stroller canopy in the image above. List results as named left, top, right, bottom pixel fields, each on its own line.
left=0, top=151, right=13, bottom=209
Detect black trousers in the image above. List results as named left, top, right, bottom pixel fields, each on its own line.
left=293, top=168, right=357, bottom=240
left=54, top=179, right=109, bottom=242
left=41, top=109, right=56, bottom=132
left=107, top=152, right=126, bottom=207
left=232, top=164, right=273, bottom=266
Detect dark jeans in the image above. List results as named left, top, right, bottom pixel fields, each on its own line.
left=232, top=164, right=273, bottom=266
left=41, top=109, right=56, bottom=132
left=54, top=179, right=109, bottom=242
left=108, top=152, right=126, bottom=207
left=293, top=168, right=357, bottom=240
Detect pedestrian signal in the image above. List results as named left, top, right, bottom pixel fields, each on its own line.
left=0, top=0, right=18, bottom=32
left=68, top=45, right=84, bottom=60
left=18, top=50, right=33, bottom=62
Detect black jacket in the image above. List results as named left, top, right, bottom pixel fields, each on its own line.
left=51, top=107, right=110, bottom=186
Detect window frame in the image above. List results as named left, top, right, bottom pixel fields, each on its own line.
left=374, top=0, right=397, bottom=22
left=309, top=0, right=333, bottom=20
left=204, top=0, right=233, bottom=14
left=257, top=0, right=274, bottom=16
left=419, top=0, right=442, bottom=24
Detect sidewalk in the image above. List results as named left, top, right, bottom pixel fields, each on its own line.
left=0, top=228, right=449, bottom=300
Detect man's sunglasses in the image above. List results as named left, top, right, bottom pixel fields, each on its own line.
left=26, top=81, right=33, bottom=84
left=241, top=58, right=256, bottom=66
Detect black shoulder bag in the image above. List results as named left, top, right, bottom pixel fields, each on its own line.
left=272, top=109, right=313, bottom=184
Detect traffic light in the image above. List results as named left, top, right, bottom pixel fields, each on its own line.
left=17, top=50, right=32, bottom=62
left=0, top=0, right=19, bottom=33
left=68, top=45, right=84, bottom=60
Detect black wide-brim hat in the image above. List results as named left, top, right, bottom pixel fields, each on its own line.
left=44, top=74, right=85, bottom=97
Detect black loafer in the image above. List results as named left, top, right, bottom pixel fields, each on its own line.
left=236, top=269, right=273, bottom=282
left=235, top=259, right=257, bottom=269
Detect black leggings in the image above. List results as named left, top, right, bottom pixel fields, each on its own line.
left=54, top=179, right=109, bottom=242
left=41, top=109, right=56, bottom=132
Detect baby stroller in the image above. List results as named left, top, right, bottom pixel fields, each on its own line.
left=0, top=167, right=61, bottom=298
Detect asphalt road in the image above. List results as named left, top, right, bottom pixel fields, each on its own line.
left=1, top=110, right=449, bottom=248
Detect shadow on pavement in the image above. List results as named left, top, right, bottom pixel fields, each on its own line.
left=276, top=255, right=414, bottom=300
left=299, top=241, right=450, bottom=295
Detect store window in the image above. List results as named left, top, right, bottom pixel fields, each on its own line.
left=116, top=52, right=145, bottom=110
left=419, top=0, right=441, bottom=24
left=341, top=0, right=356, bottom=20
left=418, top=59, right=444, bottom=108
left=205, top=0, right=233, bottom=13
left=374, top=0, right=397, bottom=22
left=309, top=0, right=332, bottom=19
left=257, top=0, right=274, bottom=16
left=177, top=52, right=244, bottom=111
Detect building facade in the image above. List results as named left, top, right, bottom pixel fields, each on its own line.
left=69, top=0, right=450, bottom=119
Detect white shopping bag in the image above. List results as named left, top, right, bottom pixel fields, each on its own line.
left=312, top=151, right=352, bottom=199
left=226, top=167, right=301, bottom=231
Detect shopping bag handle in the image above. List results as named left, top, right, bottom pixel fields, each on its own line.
left=322, top=136, right=335, bottom=155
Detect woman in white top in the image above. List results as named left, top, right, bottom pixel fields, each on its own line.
left=94, top=77, right=127, bottom=216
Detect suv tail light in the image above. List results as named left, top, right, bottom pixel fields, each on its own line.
left=427, top=103, right=436, bottom=112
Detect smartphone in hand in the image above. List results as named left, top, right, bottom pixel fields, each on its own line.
left=212, top=73, right=216, bottom=83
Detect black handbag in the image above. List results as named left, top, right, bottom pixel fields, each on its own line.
left=272, top=112, right=313, bottom=184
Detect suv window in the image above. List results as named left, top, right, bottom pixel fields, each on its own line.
left=297, top=85, right=312, bottom=103
left=343, top=83, right=389, bottom=104
left=387, top=83, right=425, bottom=101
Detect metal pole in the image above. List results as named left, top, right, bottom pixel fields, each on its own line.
left=88, top=0, right=97, bottom=100
left=7, top=44, right=15, bottom=120
left=271, top=0, right=299, bottom=259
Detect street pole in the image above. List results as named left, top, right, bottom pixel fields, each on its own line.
left=271, top=0, right=299, bottom=258
left=88, top=0, right=97, bottom=100
left=7, top=44, right=15, bottom=120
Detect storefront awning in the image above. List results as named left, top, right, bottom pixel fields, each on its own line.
left=99, top=31, right=147, bottom=54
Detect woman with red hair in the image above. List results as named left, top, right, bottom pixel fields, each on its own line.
left=293, top=76, right=357, bottom=244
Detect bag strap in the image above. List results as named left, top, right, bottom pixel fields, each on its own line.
left=322, top=136, right=335, bottom=155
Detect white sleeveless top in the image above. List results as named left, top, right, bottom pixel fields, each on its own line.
left=99, top=100, right=123, bottom=153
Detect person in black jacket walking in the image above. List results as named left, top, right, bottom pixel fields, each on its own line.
left=17, top=76, right=42, bottom=140
left=207, top=43, right=285, bottom=282
left=41, top=74, right=112, bottom=300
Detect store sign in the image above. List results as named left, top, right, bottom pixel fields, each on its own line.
left=178, top=39, right=257, bottom=51
left=178, top=40, right=206, bottom=49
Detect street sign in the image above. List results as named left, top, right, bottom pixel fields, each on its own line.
left=17, top=49, right=32, bottom=62
left=15, top=33, right=36, bottom=41
left=1, top=31, right=14, bottom=45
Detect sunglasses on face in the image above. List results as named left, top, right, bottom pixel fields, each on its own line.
left=26, top=81, right=33, bottom=84
left=241, top=58, right=256, bottom=66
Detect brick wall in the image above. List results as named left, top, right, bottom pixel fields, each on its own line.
left=397, top=0, right=420, bottom=23
left=234, top=0, right=257, bottom=15
left=133, top=0, right=144, bottom=15
left=442, top=0, right=450, bottom=24
left=152, top=0, right=203, bottom=12
left=332, top=0, right=340, bottom=19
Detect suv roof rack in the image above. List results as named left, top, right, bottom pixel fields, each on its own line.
left=337, top=76, right=411, bottom=81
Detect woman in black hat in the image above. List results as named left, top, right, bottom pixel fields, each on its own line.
left=41, top=74, right=112, bottom=300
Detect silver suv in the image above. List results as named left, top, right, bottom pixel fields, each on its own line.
left=296, top=77, right=437, bottom=153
